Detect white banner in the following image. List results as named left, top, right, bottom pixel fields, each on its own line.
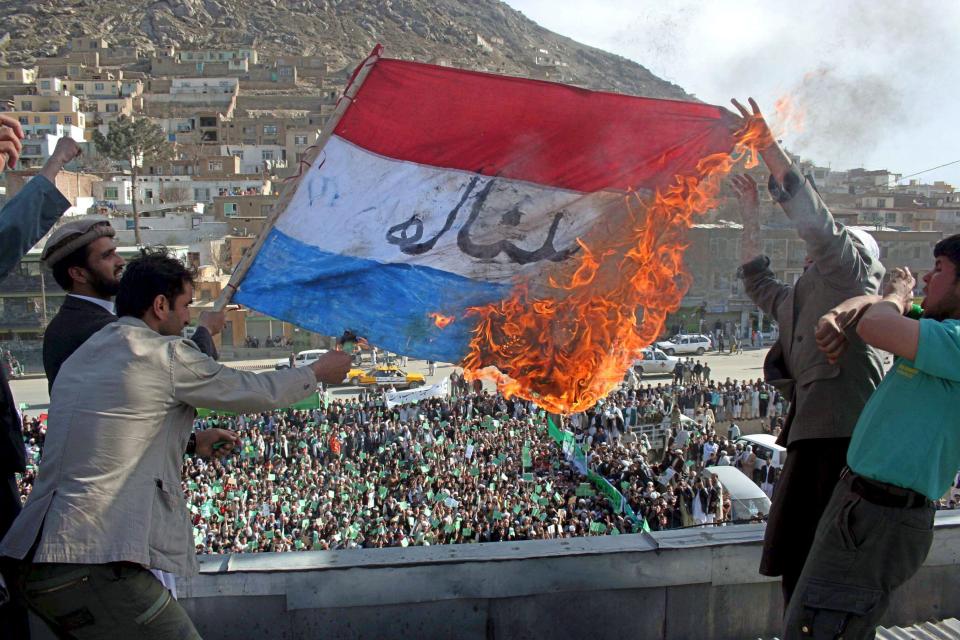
left=386, top=378, right=450, bottom=408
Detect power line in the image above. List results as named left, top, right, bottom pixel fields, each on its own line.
left=898, top=158, right=960, bottom=182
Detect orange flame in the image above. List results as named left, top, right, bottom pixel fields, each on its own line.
left=773, top=94, right=806, bottom=139
left=461, top=117, right=771, bottom=414
left=428, top=312, right=455, bottom=329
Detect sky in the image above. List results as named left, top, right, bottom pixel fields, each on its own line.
left=504, top=0, right=960, bottom=187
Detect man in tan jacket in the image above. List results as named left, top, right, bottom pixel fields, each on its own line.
left=0, top=248, right=351, bottom=638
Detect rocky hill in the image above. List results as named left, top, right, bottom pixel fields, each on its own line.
left=0, top=0, right=690, bottom=99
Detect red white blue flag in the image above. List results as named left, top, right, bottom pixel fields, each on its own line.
left=234, top=48, right=735, bottom=363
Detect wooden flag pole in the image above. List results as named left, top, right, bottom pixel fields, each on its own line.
left=212, top=45, right=383, bottom=312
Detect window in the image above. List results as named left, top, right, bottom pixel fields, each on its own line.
left=193, top=188, right=210, bottom=202
left=208, top=161, right=223, bottom=171
left=294, top=135, right=307, bottom=145
left=40, top=80, right=50, bottom=89
left=262, top=124, right=278, bottom=135
left=260, top=205, right=272, bottom=216
left=242, top=126, right=256, bottom=134
left=105, top=103, right=118, bottom=113
left=224, top=203, right=237, bottom=216
left=23, top=144, right=41, bottom=155
left=261, top=150, right=274, bottom=161
left=21, top=100, right=32, bottom=111
left=94, top=83, right=104, bottom=91
left=33, top=116, right=40, bottom=123
left=104, top=187, right=119, bottom=200
left=876, top=198, right=887, bottom=208
left=49, top=116, right=58, bottom=125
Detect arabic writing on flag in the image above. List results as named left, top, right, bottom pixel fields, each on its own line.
left=234, top=47, right=743, bottom=412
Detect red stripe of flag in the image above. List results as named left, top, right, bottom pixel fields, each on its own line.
left=334, top=58, right=736, bottom=193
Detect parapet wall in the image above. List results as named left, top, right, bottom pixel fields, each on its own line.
left=30, top=514, right=960, bottom=639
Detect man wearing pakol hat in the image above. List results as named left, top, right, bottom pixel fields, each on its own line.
left=41, top=217, right=223, bottom=391
left=728, top=97, right=885, bottom=610
left=0, top=130, right=81, bottom=638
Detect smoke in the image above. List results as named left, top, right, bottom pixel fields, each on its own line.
left=771, top=66, right=905, bottom=167
left=581, top=0, right=958, bottom=173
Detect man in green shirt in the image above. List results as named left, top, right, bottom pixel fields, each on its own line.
left=783, top=233, right=960, bottom=639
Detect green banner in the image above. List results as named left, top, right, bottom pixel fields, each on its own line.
left=197, top=393, right=321, bottom=418
left=547, top=415, right=564, bottom=444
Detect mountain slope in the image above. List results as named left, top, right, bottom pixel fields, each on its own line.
left=0, top=0, right=690, bottom=99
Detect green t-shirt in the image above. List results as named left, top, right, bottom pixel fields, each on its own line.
left=848, top=318, right=960, bottom=500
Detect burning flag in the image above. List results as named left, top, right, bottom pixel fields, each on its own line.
left=229, top=46, right=753, bottom=413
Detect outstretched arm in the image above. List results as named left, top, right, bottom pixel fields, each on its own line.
left=728, top=98, right=881, bottom=292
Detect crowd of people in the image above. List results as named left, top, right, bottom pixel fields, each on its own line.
left=14, top=373, right=821, bottom=554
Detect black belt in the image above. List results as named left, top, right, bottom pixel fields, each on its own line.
left=841, top=467, right=931, bottom=509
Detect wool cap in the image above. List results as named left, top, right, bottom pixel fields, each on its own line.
left=41, top=216, right=115, bottom=268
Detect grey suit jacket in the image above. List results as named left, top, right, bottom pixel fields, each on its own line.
left=0, top=317, right=317, bottom=575
left=740, top=169, right=885, bottom=446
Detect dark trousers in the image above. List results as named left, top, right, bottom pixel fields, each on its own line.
left=0, top=473, right=29, bottom=639
left=783, top=474, right=934, bottom=639
left=760, top=437, right=850, bottom=608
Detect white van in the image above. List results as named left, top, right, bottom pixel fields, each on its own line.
left=704, top=465, right=771, bottom=522
left=632, top=347, right=679, bottom=376
left=735, top=434, right=787, bottom=469
left=275, top=349, right=328, bottom=370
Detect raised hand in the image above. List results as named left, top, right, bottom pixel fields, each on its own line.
left=0, top=113, right=25, bottom=172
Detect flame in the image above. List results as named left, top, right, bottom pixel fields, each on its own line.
left=461, top=117, right=771, bottom=414
left=428, top=312, right=455, bottom=329
left=772, top=94, right=806, bottom=139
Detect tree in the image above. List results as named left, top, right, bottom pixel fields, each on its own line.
left=92, top=115, right=172, bottom=246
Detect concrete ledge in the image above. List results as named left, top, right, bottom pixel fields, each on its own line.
left=31, top=514, right=960, bottom=639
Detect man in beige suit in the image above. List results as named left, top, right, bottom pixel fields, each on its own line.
left=0, top=248, right=351, bottom=638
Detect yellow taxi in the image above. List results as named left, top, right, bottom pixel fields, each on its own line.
left=353, top=366, right=425, bottom=389
left=344, top=367, right=366, bottom=384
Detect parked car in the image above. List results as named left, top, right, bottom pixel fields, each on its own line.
left=355, top=366, right=425, bottom=389
left=703, top=465, right=771, bottom=522
left=274, top=349, right=328, bottom=370
left=735, top=434, right=787, bottom=469
left=632, top=347, right=680, bottom=376
left=656, top=334, right=713, bottom=356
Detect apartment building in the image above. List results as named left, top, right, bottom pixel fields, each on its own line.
left=0, top=67, right=37, bottom=84
left=211, top=193, right=277, bottom=235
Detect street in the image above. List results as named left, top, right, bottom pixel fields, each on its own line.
left=9, top=348, right=771, bottom=416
